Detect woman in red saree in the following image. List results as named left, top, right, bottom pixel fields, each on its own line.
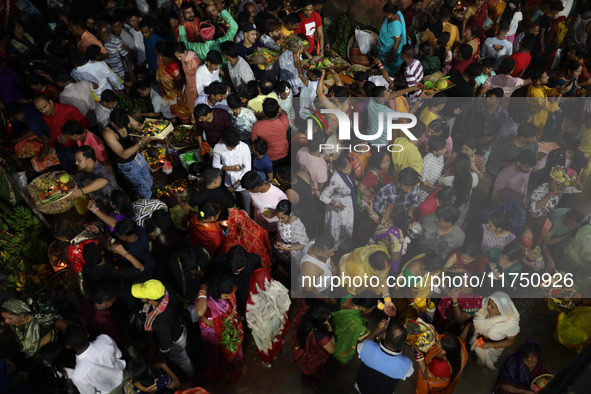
left=173, top=42, right=202, bottom=117
left=195, top=272, right=244, bottom=383
left=414, top=334, right=469, bottom=393
left=463, top=0, right=488, bottom=36
left=246, top=268, right=291, bottom=367
left=155, top=43, right=191, bottom=123
left=290, top=302, right=335, bottom=386
left=188, top=203, right=226, bottom=255
left=222, top=208, right=273, bottom=270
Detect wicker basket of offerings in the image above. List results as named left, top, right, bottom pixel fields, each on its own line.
left=168, top=125, right=198, bottom=150
left=132, top=119, right=174, bottom=140
left=248, top=48, right=280, bottom=71
left=404, top=318, right=436, bottom=353
left=27, top=171, right=76, bottom=214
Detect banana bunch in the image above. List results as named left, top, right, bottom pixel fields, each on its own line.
left=5, top=206, right=40, bottom=233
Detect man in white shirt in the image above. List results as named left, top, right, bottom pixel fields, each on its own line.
left=70, top=46, right=124, bottom=100
left=65, top=325, right=126, bottom=394
left=221, top=41, right=255, bottom=97
left=212, top=130, right=252, bottom=214
left=96, top=90, right=118, bottom=130
left=195, top=50, right=222, bottom=97
left=55, top=70, right=97, bottom=127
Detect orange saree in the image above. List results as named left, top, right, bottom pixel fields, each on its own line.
left=416, top=338, right=468, bottom=394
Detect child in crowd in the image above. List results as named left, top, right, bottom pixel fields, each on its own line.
left=252, top=138, right=273, bottom=181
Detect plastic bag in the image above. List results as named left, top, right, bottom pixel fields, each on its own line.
left=355, top=27, right=374, bottom=55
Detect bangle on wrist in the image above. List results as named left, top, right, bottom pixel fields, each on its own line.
left=80, top=188, right=85, bottom=195
left=124, top=252, right=130, bottom=258
left=198, top=295, right=207, bottom=300
left=92, top=207, right=99, bottom=213
left=452, top=302, right=459, bottom=307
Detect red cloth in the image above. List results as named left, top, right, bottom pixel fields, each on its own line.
left=222, top=209, right=273, bottom=270
left=251, top=113, right=289, bottom=161
left=189, top=218, right=226, bottom=255
left=416, top=188, right=440, bottom=221
left=451, top=250, right=488, bottom=273
left=466, top=4, right=488, bottom=31
left=578, top=59, right=590, bottom=83
left=428, top=357, right=452, bottom=379
left=451, top=59, right=474, bottom=75
left=290, top=302, right=331, bottom=383
left=294, top=11, right=322, bottom=53
left=42, top=85, right=61, bottom=103
left=43, top=102, right=89, bottom=148
left=246, top=268, right=289, bottom=363
left=67, top=239, right=99, bottom=273
left=77, top=131, right=108, bottom=162
left=176, top=19, right=202, bottom=42
left=508, top=52, right=531, bottom=78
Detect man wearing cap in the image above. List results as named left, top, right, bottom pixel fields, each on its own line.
left=131, top=280, right=194, bottom=377
left=237, top=23, right=265, bottom=79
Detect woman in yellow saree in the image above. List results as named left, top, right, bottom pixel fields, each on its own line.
left=399, top=252, right=444, bottom=311
left=338, top=244, right=390, bottom=296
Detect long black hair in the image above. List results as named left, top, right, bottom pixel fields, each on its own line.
left=452, top=153, right=474, bottom=206
left=439, top=334, right=463, bottom=383
left=297, top=303, right=331, bottom=348
left=207, top=272, right=235, bottom=300
left=110, top=189, right=134, bottom=218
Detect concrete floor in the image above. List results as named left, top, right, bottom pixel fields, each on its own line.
left=206, top=298, right=577, bottom=394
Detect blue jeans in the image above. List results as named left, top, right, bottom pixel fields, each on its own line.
left=117, top=154, right=153, bottom=199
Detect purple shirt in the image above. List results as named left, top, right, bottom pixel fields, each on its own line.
left=195, top=108, right=236, bottom=146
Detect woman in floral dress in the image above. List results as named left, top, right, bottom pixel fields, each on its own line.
left=319, top=155, right=356, bottom=251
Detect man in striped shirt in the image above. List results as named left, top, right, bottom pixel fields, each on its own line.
left=97, top=22, right=133, bottom=81
left=401, top=45, right=423, bottom=97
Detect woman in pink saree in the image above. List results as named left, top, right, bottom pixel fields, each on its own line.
left=174, top=42, right=202, bottom=118
left=195, top=272, right=244, bottom=383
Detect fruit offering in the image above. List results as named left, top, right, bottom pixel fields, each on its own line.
left=141, top=143, right=167, bottom=172
left=248, top=48, right=280, bottom=70
left=36, top=172, right=73, bottom=204
left=303, top=57, right=346, bottom=70
left=549, top=165, right=577, bottom=187
left=142, top=120, right=171, bottom=137
left=404, top=318, right=435, bottom=352
left=169, top=125, right=198, bottom=149
left=424, top=77, right=452, bottom=92
left=277, top=34, right=307, bottom=51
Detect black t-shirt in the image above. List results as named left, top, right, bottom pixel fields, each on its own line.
left=189, top=187, right=236, bottom=220
left=212, top=252, right=262, bottom=315
left=447, top=69, right=475, bottom=97
left=151, top=296, right=184, bottom=351
left=122, top=226, right=156, bottom=281
left=539, top=14, right=552, bottom=33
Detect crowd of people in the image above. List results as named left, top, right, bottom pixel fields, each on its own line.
left=0, top=0, right=591, bottom=393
